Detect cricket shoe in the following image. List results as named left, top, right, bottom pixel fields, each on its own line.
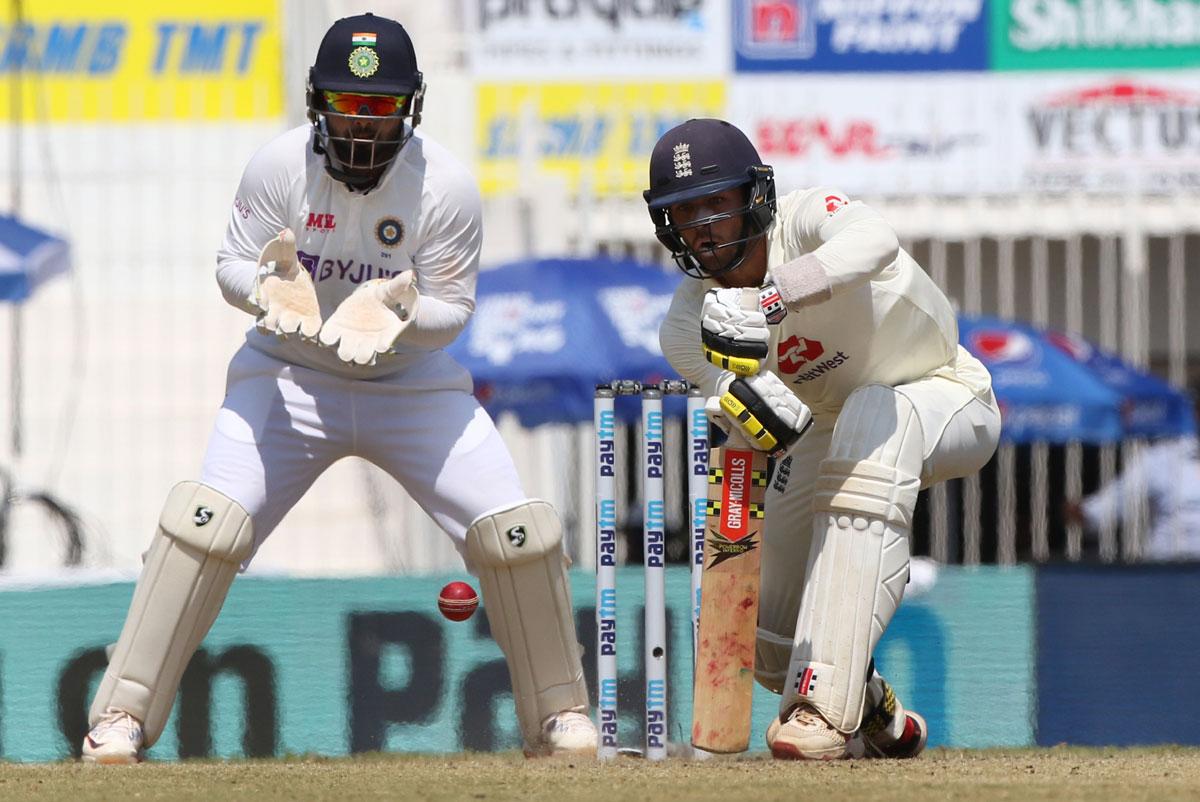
left=765, top=704, right=850, bottom=760
left=863, top=711, right=928, bottom=759
left=81, top=708, right=144, bottom=765
left=525, top=711, right=598, bottom=758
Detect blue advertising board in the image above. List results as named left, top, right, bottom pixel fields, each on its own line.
left=1036, top=564, right=1200, bottom=746
left=733, top=0, right=989, bottom=73
left=0, top=566, right=1032, bottom=761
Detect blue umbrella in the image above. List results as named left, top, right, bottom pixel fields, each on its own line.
left=448, top=257, right=682, bottom=426
left=959, top=316, right=1194, bottom=444
left=1042, top=329, right=1195, bottom=439
left=0, top=214, right=70, bottom=302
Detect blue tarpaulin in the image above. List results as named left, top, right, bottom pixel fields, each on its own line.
left=449, top=262, right=1194, bottom=442
left=447, top=257, right=681, bottom=426
left=959, top=315, right=1194, bottom=444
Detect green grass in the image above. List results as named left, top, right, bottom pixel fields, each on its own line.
left=3, top=748, right=1200, bottom=802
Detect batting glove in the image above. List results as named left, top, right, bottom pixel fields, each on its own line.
left=701, top=287, right=770, bottom=376
left=716, top=371, right=813, bottom=458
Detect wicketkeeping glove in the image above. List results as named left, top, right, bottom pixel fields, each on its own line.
left=709, top=371, right=813, bottom=458
left=254, top=228, right=322, bottom=340
left=318, top=271, right=420, bottom=366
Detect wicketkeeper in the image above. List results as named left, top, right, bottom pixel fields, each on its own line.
left=81, top=13, right=595, bottom=763
left=646, top=118, right=1001, bottom=759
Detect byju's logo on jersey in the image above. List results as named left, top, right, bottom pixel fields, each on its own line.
left=736, top=0, right=816, bottom=60
left=305, top=212, right=336, bottom=232
left=778, top=335, right=824, bottom=373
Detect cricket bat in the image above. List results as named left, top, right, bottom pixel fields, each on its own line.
left=691, top=430, right=768, bottom=753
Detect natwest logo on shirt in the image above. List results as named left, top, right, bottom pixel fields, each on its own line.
left=305, top=212, right=336, bottom=232
left=778, top=335, right=824, bottom=373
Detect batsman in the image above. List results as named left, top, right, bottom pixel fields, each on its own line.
left=645, top=119, right=1001, bottom=759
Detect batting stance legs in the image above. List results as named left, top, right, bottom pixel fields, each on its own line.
left=763, top=378, right=999, bottom=760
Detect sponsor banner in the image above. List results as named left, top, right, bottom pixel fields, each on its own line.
left=732, top=72, right=1200, bottom=196
left=467, top=0, right=729, bottom=78
left=476, top=81, right=725, bottom=197
left=729, top=74, right=996, bottom=196
left=0, top=0, right=282, bottom=121
left=991, top=0, right=1200, bottom=70
left=1013, top=74, right=1200, bottom=193
left=0, top=566, right=1030, bottom=760
left=733, top=0, right=988, bottom=73
left=1036, top=565, right=1200, bottom=745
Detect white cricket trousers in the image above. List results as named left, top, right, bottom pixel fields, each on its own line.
left=754, top=372, right=1002, bottom=689
left=199, top=344, right=526, bottom=564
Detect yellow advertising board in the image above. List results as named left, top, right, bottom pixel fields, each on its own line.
left=477, top=82, right=726, bottom=197
left=0, top=0, right=282, bottom=121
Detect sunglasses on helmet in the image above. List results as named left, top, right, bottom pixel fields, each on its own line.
left=322, top=90, right=409, bottom=116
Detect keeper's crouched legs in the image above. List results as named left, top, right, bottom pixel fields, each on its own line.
left=465, top=499, right=594, bottom=755
left=88, top=481, right=254, bottom=749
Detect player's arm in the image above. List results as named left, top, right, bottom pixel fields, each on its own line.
left=770, top=188, right=900, bottom=310
left=398, top=165, right=482, bottom=349
left=659, top=279, right=727, bottom=398
left=216, top=141, right=296, bottom=315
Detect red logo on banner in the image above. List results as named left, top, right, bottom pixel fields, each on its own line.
left=778, top=335, right=824, bottom=373
left=721, top=450, right=753, bottom=543
left=751, top=0, right=804, bottom=43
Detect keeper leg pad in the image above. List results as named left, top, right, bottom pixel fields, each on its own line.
left=465, top=499, right=589, bottom=749
left=88, top=481, right=254, bottom=747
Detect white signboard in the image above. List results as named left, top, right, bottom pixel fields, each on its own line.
left=467, top=0, right=730, bottom=78
left=730, top=71, right=1200, bottom=196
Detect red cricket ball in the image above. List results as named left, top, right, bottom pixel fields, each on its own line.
left=438, top=581, right=479, bottom=621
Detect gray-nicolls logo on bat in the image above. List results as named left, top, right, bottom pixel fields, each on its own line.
left=194, top=506, right=214, bottom=526
left=506, top=525, right=527, bottom=547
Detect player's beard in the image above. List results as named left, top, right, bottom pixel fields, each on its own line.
left=322, top=116, right=406, bottom=189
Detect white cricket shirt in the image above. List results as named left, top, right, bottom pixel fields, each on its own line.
left=217, top=125, right=481, bottom=385
left=660, top=187, right=994, bottom=420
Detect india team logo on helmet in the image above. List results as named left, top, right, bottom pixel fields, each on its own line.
left=348, top=46, right=380, bottom=78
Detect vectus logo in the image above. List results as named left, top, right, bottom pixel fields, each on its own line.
left=1029, top=82, right=1200, bottom=158
left=477, top=0, right=704, bottom=30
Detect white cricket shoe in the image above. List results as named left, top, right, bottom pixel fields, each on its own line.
left=765, top=704, right=849, bottom=760
left=81, top=708, right=144, bottom=765
left=526, top=711, right=598, bottom=757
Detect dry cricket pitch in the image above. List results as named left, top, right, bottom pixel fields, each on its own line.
left=3, top=748, right=1199, bottom=801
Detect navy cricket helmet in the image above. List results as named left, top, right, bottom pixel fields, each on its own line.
left=306, top=13, right=426, bottom=190
left=643, top=119, right=776, bottom=278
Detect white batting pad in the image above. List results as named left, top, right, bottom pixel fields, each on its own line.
left=465, top=499, right=589, bottom=750
left=89, top=481, right=254, bottom=747
left=780, top=382, right=926, bottom=733
left=782, top=457, right=918, bottom=732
